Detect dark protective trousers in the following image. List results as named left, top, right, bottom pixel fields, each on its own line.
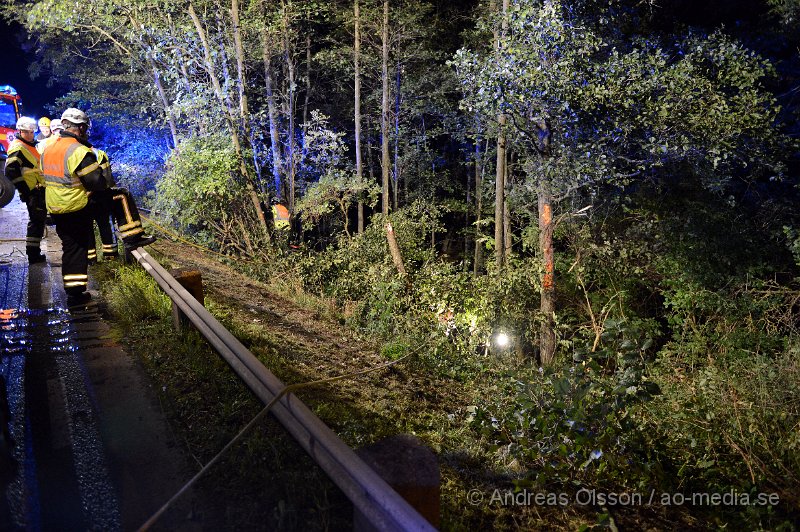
left=51, top=208, right=94, bottom=297
left=108, top=188, right=146, bottom=243
left=88, top=191, right=117, bottom=260
left=24, top=188, right=46, bottom=258
left=90, top=187, right=144, bottom=248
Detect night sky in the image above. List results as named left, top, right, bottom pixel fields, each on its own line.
left=0, top=20, right=63, bottom=120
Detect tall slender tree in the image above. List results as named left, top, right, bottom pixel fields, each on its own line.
left=493, top=0, right=509, bottom=270
left=473, top=133, right=485, bottom=276
left=380, top=0, right=390, bottom=215
left=354, top=0, right=365, bottom=233
left=260, top=2, right=283, bottom=195
left=282, top=1, right=298, bottom=212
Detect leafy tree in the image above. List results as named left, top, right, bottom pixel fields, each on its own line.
left=154, top=134, right=262, bottom=253
left=766, top=0, right=800, bottom=28
left=297, top=111, right=379, bottom=237
left=452, top=0, right=789, bottom=364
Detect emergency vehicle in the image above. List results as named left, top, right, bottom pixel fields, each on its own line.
left=0, top=85, right=23, bottom=207
left=0, top=85, right=23, bottom=151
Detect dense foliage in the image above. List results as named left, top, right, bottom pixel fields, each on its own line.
left=5, top=0, right=799, bottom=528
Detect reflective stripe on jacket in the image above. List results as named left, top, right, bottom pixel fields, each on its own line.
left=41, top=136, right=96, bottom=214
left=92, top=148, right=115, bottom=187
left=6, top=139, right=43, bottom=190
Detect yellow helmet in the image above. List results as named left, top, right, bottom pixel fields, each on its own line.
left=38, top=117, right=51, bottom=128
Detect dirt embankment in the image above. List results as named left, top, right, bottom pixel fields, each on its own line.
left=148, top=240, right=465, bottom=427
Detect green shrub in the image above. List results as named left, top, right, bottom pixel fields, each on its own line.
left=297, top=201, right=548, bottom=372
left=642, top=344, right=800, bottom=516
left=153, top=134, right=265, bottom=252
left=468, top=319, right=660, bottom=488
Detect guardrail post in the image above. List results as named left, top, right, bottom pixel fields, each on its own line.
left=354, top=434, right=440, bottom=530
left=169, top=268, right=204, bottom=333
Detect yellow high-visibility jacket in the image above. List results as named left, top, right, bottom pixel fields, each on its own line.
left=37, top=132, right=59, bottom=155
left=272, top=203, right=290, bottom=231
left=40, top=134, right=105, bottom=214
left=5, top=138, right=43, bottom=194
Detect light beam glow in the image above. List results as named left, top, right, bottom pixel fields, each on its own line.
left=494, top=332, right=510, bottom=348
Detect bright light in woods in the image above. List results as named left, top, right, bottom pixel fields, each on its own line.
left=493, top=332, right=510, bottom=348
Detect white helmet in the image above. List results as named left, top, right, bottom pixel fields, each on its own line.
left=16, top=116, right=37, bottom=132
left=50, top=118, right=64, bottom=132
left=61, top=107, right=91, bottom=126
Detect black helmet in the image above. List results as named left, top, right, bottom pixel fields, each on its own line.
left=270, top=196, right=281, bottom=205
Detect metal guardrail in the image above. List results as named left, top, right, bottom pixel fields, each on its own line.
left=131, top=248, right=436, bottom=532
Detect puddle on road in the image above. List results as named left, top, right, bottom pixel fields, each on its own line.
left=0, top=262, right=121, bottom=531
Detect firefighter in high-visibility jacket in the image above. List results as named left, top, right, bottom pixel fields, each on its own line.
left=271, top=197, right=290, bottom=232
left=40, top=108, right=107, bottom=305
left=42, top=109, right=157, bottom=305
left=5, top=116, right=46, bottom=263
left=35, top=117, right=51, bottom=143
left=87, top=148, right=117, bottom=261
left=37, top=118, right=62, bottom=154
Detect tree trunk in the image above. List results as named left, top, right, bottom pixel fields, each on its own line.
left=494, top=123, right=506, bottom=269
left=385, top=222, right=407, bottom=277
left=380, top=0, right=390, bottom=216
left=473, top=136, right=484, bottom=276
left=231, top=0, right=248, bottom=129
left=261, top=16, right=283, bottom=196
left=215, top=11, right=237, bottom=120
left=304, top=33, right=311, bottom=127
left=393, top=60, right=401, bottom=211
left=493, top=0, right=509, bottom=270
left=367, top=114, right=375, bottom=193
left=465, top=147, right=472, bottom=270
left=148, top=57, right=179, bottom=150
left=503, top=154, right=512, bottom=257
left=231, top=0, right=260, bottom=188
left=283, top=3, right=297, bottom=213
left=538, top=182, right=556, bottom=365
left=188, top=1, right=268, bottom=234
left=354, top=0, right=364, bottom=234
left=340, top=201, right=351, bottom=238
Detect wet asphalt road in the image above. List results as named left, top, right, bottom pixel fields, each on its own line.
left=0, top=196, right=199, bottom=531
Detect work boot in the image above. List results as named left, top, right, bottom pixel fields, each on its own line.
left=27, top=253, right=46, bottom=264
left=124, top=234, right=157, bottom=251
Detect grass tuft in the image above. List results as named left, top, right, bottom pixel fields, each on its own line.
left=105, top=265, right=172, bottom=325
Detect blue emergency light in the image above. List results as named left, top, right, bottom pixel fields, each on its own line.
left=0, top=85, right=18, bottom=96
